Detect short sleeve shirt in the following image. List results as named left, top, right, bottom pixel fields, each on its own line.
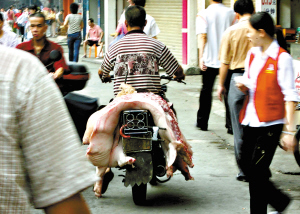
left=16, top=38, right=69, bottom=73
left=88, top=24, right=103, bottom=41
left=0, top=46, right=98, bottom=213
left=219, top=17, right=252, bottom=70
left=65, top=14, right=82, bottom=34
left=196, top=3, right=235, bottom=68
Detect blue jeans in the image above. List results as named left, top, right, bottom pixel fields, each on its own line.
left=67, top=32, right=81, bottom=62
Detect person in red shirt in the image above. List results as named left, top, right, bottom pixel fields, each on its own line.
left=82, top=18, right=104, bottom=58
left=16, top=12, right=68, bottom=80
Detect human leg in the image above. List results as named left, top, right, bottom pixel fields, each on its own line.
left=97, top=41, right=104, bottom=57
left=228, top=73, right=246, bottom=179
left=242, top=125, right=290, bottom=214
left=196, top=67, right=219, bottom=130
left=73, top=32, right=82, bottom=62
left=67, top=34, right=75, bottom=62
left=224, top=70, right=233, bottom=133
left=83, top=40, right=88, bottom=57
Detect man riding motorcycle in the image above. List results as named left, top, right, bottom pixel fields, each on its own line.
left=97, top=5, right=185, bottom=195
left=16, top=12, right=68, bottom=80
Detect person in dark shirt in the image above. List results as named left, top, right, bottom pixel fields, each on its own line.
left=16, top=12, right=68, bottom=80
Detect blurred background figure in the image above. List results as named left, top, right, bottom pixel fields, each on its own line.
left=63, top=3, right=83, bottom=62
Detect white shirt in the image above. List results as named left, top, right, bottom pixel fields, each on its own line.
left=196, top=3, right=235, bottom=68
left=118, top=13, right=160, bottom=37
left=242, top=40, right=299, bottom=127
left=0, top=30, right=19, bottom=47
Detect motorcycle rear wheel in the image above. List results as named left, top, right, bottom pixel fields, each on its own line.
left=294, top=128, right=300, bottom=167
left=132, top=183, right=147, bottom=205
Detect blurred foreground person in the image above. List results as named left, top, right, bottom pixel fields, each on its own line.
left=0, top=45, right=98, bottom=213
left=237, top=12, right=298, bottom=214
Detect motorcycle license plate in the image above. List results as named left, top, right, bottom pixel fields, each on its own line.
left=123, top=133, right=152, bottom=153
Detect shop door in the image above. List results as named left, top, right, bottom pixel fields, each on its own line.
left=145, top=0, right=183, bottom=63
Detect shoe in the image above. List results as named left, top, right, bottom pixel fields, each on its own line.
left=82, top=54, right=87, bottom=58
left=101, top=169, right=114, bottom=194
left=269, top=212, right=282, bottom=214
left=195, top=123, right=208, bottom=131
left=236, top=174, right=248, bottom=182
left=96, top=56, right=103, bottom=59
left=227, top=128, right=233, bottom=135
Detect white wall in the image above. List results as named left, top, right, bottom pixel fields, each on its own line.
left=104, top=0, right=116, bottom=54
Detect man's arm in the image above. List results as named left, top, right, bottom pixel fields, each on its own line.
left=173, top=65, right=185, bottom=82
left=99, top=31, right=104, bottom=42
left=217, top=63, right=229, bottom=101
left=198, top=33, right=207, bottom=71
left=44, top=193, right=91, bottom=214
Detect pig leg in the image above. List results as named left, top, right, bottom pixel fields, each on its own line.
left=93, top=166, right=107, bottom=197
left=172, top=156, right=194, bottom=181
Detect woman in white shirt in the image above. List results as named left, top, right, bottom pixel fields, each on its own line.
left=63, top=3, right=83, bottom=62
left=237, top=12, right=298, bottom=214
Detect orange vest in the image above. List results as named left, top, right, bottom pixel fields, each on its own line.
left=240, top=47, right=286, bottom=123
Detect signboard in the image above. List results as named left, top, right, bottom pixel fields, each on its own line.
left=260, top=0, right=277, bottom=21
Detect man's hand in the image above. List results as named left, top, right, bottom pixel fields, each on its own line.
left=236, top=83, right=248, bottom=95
left=53, top=68, right=64, bottom=80
left=217, top=85, right=225, bottom=102
left=98, top=68, right=111, bottom=83
left=199, top=57, right=207, bottom=71
left=174, top=73, right=185, bottom=82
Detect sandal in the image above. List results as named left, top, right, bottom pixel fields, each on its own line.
left=82, top=54, right=87, bottom=58
left=101, top=169, right=114, bottom=194
left=96, top=56, right=104, bottom=59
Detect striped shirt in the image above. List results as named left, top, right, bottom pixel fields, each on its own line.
left=101, top=30, right=179, bottom=96
left=0, top=46, right=98, bottom=213
left=65, top=14, right=82, bottom=34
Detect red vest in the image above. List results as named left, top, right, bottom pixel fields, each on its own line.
left=240, top=47, right=286, bottom=123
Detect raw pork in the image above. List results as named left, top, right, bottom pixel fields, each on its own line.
left=83, top=92, right=194, bottom=197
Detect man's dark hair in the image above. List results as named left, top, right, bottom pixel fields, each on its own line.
left=125, top=5, right=146, bottom=28
left=234, top=0, right=254, bottom=15
left=0, top=13, right=3, bottom=22
left=88, top=18, right=94, bottom=23
left=29, top=12, right=46, bottom=23
left=28, top=5, right=38, bottom=11
left=132, top=0, right=146, bottom=7
left=70, top=3, right=79, bottom=14
left=212, top=0, right=222, bottom=3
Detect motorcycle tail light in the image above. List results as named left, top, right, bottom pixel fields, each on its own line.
left=122, top=110, right=149, bottom=135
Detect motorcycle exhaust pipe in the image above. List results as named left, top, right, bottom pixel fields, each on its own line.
left=155, top=165, right=166, bottom=177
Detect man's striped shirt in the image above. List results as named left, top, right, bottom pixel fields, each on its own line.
left=100, top=30, right=179, bottom=96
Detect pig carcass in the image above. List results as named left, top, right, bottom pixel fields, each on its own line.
left=83, top=92, right=194, bottom=197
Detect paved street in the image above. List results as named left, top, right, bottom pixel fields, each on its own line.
left=32, top=38, right=300, bottom=213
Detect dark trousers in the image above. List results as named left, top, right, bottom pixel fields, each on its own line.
left=241, top=125, right=290, bottom=214
left=67, top=32, right=81, bottom=62
left=197, top=67, right=219, bottom=128
left=224, top=70, right=232, bottom=130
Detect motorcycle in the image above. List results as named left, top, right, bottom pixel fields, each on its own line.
left=49, top=50, right=99, bottom=139
left=114, top=75, right=186, bottom=205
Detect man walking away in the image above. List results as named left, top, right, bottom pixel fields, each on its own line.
left=217, top=0, right=254, bottom=182
left=196, top=0, right=235, bottom=131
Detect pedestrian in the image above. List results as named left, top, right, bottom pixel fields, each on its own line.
left=237, top=12, right=298, bottom=214
left=17, top=12, right=68, bottom=81
left=0, top=13, right=19, bottom=47
left=56, top=9, right=64, bottom=34
left=0, top=44, right=98, bottom=213
left=25, top=5, right=38, bottom=41
left=82, top=18, right=104, bottom=59
left=7, top=6, right=15, bottom=32
left=62, top=3, right=83, bottom=62
left=114, top=0, right=160, bottom=39
left=196, top=0, right=236, bottom=131
left=217, top=0, right=254, bottom=182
